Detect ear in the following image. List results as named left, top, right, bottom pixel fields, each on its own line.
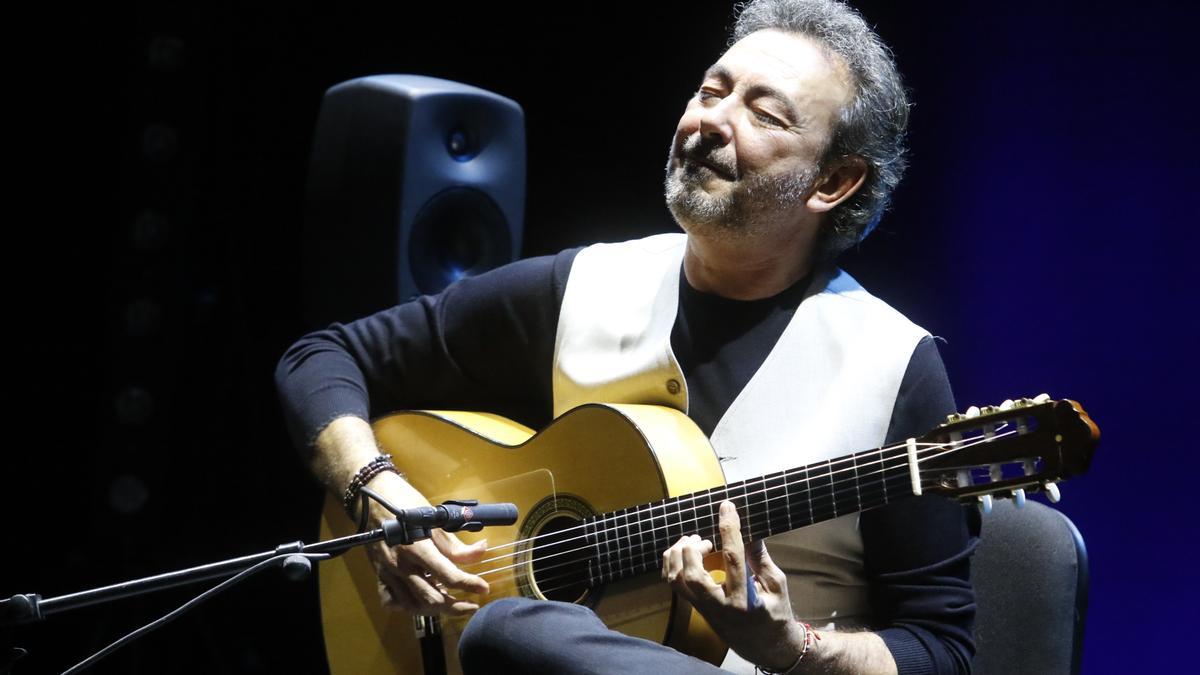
left=806, top=156, right=868, bottom=213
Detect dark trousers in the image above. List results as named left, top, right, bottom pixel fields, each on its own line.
left=459, top=597, right=729, bottom=674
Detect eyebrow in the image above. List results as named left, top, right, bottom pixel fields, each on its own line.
left=703, top=64, right=802, bottom=124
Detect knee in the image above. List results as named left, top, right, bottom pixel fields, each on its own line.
left=460, top=598, right=598, bottom=672
left=459, top=598, right=527, bottom=671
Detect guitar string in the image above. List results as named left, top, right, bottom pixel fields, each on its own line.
left=469, top=425, right=1001, bottom=562
left=463, top=429, right=1015, bottom=583
left=530, top=428, right=1018, bottom=597
left=525, top=434, right=1012, bottom=593
left=470, top=461, right=928, bottom=583
left=526, top=474, right=944, bottom=598
left=463, top=430, right=1006, bottom=579
left=478, top=449, right=976, bottom=599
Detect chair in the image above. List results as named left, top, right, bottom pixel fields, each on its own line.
left=971, top=499, right=1088, bottom=675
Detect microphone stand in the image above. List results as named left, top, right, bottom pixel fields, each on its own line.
left=1, top=493, right=516, bottom=674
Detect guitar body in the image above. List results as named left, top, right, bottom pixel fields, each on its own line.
left=318, top=403, right=729, bottom=674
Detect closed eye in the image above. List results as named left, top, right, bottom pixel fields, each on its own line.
left=753, top=110, right=786, bottom=127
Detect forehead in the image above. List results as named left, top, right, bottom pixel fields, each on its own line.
left=710, top=29, right=852, bottom=114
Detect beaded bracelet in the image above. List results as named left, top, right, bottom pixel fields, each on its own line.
left=757, top=621, right=820, bottom=674
left=341, top=454, right=402, bottom=516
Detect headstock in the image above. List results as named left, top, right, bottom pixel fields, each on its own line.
left=916, top=395, right=1099, bottom=511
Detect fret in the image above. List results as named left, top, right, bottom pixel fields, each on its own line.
left=743, top=474, right=769, bottom=541
left=625, top=505, right=639, bottom=575
left=645, top=502, right=661, bottom=570
left=856, top=447, right=900, bottom=514
left=705, top=486, right=723, bottom=550
left=693, top=490, right=711, bottom=539
left=666, top=496, right=682, bottom=546
left=807, top=459, right=836, bottom=523
left=651, top=498, right=668, bottom=564
left=631, top=502, right=651, bottom=573
left=600, top=510, right=614, bottom=583
left=723, top=481, right=749, bottom=543
left=606, top=508, right=621, bottom=582
left=783, top=468, right=794, bottom=532
left=699, top=491, right=714, bottom=537
left=799, top=463, right=816, bottom=528
left=830, top=457, right=858, bottom=518
left=881, top=449, right=890, bottom=505
left=851, top=453, right=863, bottom=513
left=762, top=470, right=790, bottom=537
left=884, top=450, right=912, bottom=508
left=597, top=511, right=612, bottom=583
left=615, top=506, right=631, bottom=579
left=779, top=469, right=794, bottom=534
left=584, top=516, right=598, bottom=586
left=678, top=491, right=698, bottom=540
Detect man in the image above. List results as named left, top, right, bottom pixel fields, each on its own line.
left=276, top=1, right=977, bottom=673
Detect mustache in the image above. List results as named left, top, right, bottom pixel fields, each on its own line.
left=679, top=134, right=738, bottom=179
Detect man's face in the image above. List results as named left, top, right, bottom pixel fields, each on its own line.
left=665, top=29, right=852, bottom=240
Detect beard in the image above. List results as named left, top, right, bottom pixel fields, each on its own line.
left=664, top=134, right=817, bottom=241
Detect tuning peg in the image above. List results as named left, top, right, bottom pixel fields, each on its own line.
left=965, top=406, right=981, bottom=418
left=979, top=494, right=993, bottom=514
left=1043, top=482, right=1061, bottom=503
left=1000, top=399, right=1015, bottom=410
left=956, top=469, right=972, bottom=487
left=1022, top=459, right=1037, bottom=476
left=1012, top=488, right=1026, bottom=507
left=1033, top=393, right=1051, bottom=403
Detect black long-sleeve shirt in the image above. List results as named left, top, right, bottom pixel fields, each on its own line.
left=276, top=248, right=979, bottom=675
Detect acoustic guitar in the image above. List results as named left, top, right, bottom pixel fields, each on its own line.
left=318, top=397, right=1098, bottom=674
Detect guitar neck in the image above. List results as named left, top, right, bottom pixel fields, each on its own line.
left=584, top=443, right=917, bottom=586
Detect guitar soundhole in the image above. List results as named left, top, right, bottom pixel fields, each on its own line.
left=530, top=515, right=591, bottom=603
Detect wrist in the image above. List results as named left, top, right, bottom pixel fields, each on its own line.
left=342, top=454, right=404, bottom=520
left=758, top=620, right=820, bottom=674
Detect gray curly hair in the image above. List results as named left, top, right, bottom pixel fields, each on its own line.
left=732, top=0, right=910, bottom=259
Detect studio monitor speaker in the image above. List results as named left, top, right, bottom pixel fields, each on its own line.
left=302, top=75, right=524, bottom=328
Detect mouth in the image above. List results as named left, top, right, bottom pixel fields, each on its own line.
left=682, top=154, right=735, bottom=181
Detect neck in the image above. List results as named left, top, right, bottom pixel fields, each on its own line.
left=682, top=227, right=818, bottom=300
left=585, top=441, right=920, bottom=587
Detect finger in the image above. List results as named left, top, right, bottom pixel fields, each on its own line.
left=408, top=539, right=490, bottom=595
left=718, top=501, right=747, bottom=608
left=681, top=534, right=715, bottom=562
left=662, top=537, right=687, bottom=584
left=747, top=539, right=787, bottom=592
left=433, top=529, right=489, bottom=564
left=377, top=572, right=419, bottom=611
left=408, top=571, right=481, bottom=616
left=745, top=539, right=767, bottom=576
left=406, top=571, right=451, bottom=608
left=679, top=535, right=721, bottom=605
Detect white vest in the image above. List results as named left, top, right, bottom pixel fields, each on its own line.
left=552, top=233, right=927, bottom=666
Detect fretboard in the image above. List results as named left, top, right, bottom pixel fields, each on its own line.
left=583, top=443, right=918, bottom=585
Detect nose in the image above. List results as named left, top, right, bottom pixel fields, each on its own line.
left=698, top=97, right=734, bottom=146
